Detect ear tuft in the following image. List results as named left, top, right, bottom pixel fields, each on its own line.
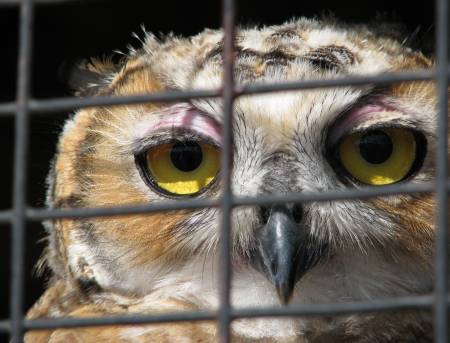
left=59, top=57, right=121, bottom=97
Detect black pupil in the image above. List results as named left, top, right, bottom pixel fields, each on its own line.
left=359, top=130, right=393, bottom=164
left=170, top=142, right=203, bottom=172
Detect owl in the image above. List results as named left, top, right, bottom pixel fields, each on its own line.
left=25, top=18, right=439, bottom=342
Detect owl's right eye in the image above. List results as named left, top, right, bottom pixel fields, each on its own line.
left=334, top=127, right=426, bottom=186
left=136, top=140, right=220, bottom=197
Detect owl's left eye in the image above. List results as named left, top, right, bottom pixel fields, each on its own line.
left=137, top=141, right=220, bottom=196
left=335, top=127, right=426, bottom=185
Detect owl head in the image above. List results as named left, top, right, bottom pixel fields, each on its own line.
left=42, top=18, right=437, bottom=316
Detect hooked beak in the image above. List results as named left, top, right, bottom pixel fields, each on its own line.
left=250, top=205, right=326, bottom=304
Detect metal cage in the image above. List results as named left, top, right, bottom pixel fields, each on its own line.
left=0, top=0, right=448, bottom=342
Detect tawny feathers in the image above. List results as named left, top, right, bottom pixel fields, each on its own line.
left=26, top=18, right=441, bottom=342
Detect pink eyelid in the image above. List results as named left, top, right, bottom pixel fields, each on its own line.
left=147, top=105, right=222, bottom=144
left=330, top=103, right=395, bottom=143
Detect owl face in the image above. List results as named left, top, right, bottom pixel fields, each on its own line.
left=44, top=18, right=436, bottom=334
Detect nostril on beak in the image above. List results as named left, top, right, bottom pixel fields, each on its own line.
left=259, top=206, right=271, bottom=224
left=292, top=204, right=303, bottom=223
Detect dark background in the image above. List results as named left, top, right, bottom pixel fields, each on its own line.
left=0, top=0, right=436, bottom=341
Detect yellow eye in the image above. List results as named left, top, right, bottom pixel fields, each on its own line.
left=142, top=141, right=220, bottom=196
left=338, top=128, right=422, bottom=185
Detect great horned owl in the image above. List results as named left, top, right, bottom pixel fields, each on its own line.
left=26, top=18, right=438, bottom=342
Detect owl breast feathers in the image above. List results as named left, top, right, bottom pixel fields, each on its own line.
left=26, top=18, right=440, bottom=342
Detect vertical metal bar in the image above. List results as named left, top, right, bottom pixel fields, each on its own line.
left=434, top=0, right=449, bottom=340
left=10, top=0, right=34, bottom=342
left=218, top=0, right=235, bottom=342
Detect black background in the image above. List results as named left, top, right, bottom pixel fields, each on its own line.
left=0, top=0, right=436, bottom=341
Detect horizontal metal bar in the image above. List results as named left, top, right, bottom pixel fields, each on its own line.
left=17, top=181, right=438, bottom=221
left=28, top=88, right=221, bottom=114
left=0, top=0, right=92, bottom=5
left=0, top=295, right=439, bottom=333
left=0, top=90, right=219, bottom=117
left=0, top=312, right=214, bottom=333
left=232, top=295, right=434, bottom=319
left=0, top=210, right=13, bottom=223
left=0, top=181, right=441, bottom=223
left=235, top=69, right=435, bottom=96
left=0, top=102, right=16, bottom=116
left=234, top=181, right=436, bottom=207
left=0, top=69, right=439, bottom=117
left=25, top=311, right=215, bottom=331
left=0, top=181, right=438, bottom=222
left=26, top=198, right=219, bottom=220
left=0, top=321, right=9, bottom=332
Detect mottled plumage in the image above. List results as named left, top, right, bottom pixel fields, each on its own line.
left=26, top=18, right=441, bottom=342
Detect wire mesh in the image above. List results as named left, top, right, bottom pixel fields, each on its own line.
left=2, top=0, right=448, bottom=342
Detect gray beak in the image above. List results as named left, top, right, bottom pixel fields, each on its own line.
left=251, top=205, right=326, bottom=304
